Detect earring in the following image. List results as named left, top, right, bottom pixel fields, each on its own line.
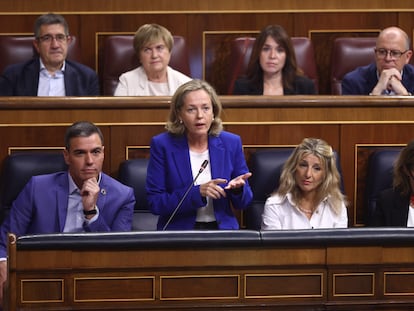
left=179, top=120, right=183, bottom=124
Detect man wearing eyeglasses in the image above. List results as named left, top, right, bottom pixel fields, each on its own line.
left=342, top=26, right=414, bottom=96
left=0, top=13, right=99, bottom=96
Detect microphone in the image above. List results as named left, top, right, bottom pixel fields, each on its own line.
left=162, top=159, right=208, bottom=230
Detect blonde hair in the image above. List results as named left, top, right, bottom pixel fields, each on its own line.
left=166, top=79, right=223, bottom=136
left=277, top=137, right=347, bottom=215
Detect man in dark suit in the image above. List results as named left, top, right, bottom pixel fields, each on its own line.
left=0, top=121, right=135, bottom=306
left=0, top=13, right=99, bottom=96
left=342, top=26, right=414, bottom=96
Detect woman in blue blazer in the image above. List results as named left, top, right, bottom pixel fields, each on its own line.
left=146, top=79, right=253, bottom=230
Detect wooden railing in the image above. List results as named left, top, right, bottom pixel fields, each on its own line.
left=0, top=95, right=413, bottom=226
left=6, top=228, right=414, bottom=310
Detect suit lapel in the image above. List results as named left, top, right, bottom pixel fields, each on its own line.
left=97, top=173, right=108, bottom=211
left=24, top=59, right=40, bottom=95
left=208, top=135, right=225, bottom=179
left=171, top=136, right=192, bottom=184
left=57, top=172, right=70, bottom=231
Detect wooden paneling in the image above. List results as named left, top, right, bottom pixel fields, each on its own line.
left=1, top=2, right=414, bottom=94
left=0, top=96, right=414, bottom=227
left=7, top=230, right=414, bottom=310
left=1, top=0, right=414, bottom=12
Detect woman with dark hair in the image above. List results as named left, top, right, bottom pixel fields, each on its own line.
left=372, top=141, right=414, bottom=226
left=233, top=25, right=316, bottom=95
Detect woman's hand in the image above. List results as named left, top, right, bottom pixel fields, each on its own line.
left=200, top=178, right=228, bottom=199
left=224, top=172, right=252, bottom=190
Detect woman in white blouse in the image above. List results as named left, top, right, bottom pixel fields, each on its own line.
left=261, top=138, right=348, bottom=230
left=114, top=23, right=191, bottom=96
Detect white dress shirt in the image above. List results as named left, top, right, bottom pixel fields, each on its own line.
left=38, top=59, right=66, bottom=96
left=63, top=173, right=100, bottom=232
left=190, top=150, right=216, bottom=222
left=261, top=193, right=348, bottom=230
left=114, top=66, right=191, bottom=96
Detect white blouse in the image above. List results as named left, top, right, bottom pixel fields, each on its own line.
left=261, top=193, right=348, bottom=230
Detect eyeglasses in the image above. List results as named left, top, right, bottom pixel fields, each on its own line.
left=37, top=34, right=68, bottom=43
left=374, top=48, right=409, bottom=59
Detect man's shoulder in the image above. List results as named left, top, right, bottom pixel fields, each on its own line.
left=344, top=63, right=375, bottom=80
left=403, top=63, right=414, bottom=75
left=65, top=59, right=97, bottom=76
left=3, top=58, right=38, bottom=75
left=101, top=172, right=133, bottom=192
left=29, top=171, right=67, bottom=185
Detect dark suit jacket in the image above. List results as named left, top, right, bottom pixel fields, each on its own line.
left=146, top=131, right=253, bottom=230
left=232, top=75, right=316, bottom=95
left=0, top=57, right=100, bottom=96
left=342, top=63, right=414, bottom=95
left=0, top=171, right=135, bottom=257
left=371, top=187, right=410, bottom=226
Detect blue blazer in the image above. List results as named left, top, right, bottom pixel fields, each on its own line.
left=0, top=171, right=135, bottom=257
left=146, top=131, right=253, bottom=230
left=342, top=63, right=414, bottom=95
left=0, top=57, right=100, bottom=96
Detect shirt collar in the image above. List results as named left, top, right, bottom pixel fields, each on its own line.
left=285, top=192, right=329, bottom=206
left=39, top=58, right=66, bottom=73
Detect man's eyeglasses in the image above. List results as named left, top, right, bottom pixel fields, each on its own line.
left=37, top=34, right=68, bottom=43
left=374, top=48, right=409, bottom=59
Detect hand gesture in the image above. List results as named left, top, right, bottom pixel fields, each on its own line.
left=372, top=68, right=409, bottom=95
left=199, top=178, right=228, bottom=199
left=81, top=177, right=100, bottom=211
left=224, top=172, right=252, bottom=190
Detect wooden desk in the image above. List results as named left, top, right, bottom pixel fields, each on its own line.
left=6, top=229, right=414, bottom=310
left=0, top=95, right=413, bottom=226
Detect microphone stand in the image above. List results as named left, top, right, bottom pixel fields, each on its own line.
left=162, top=160, right=208, bottom=230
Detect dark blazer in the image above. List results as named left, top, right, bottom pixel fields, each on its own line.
left=233, top=75, right=316, bottom=95
left=146, top=131, right=253, bottom=230
left=0, top=171, right=135, bottom=258
left=342, top=63, right=414, bottom=95
left=371, top=187, right=410, bottom=226
left=0, top=57, right=100, bottom=96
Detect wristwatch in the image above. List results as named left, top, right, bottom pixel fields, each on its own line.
left=83, top=206, right=97, bottom=216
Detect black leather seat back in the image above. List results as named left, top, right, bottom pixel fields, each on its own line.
left=118, top=158, right=158, bottom=230
left=246, top=148, right=294, bottom=230
left=364, top=148, right=402, bottom=225
left=0, top=152, right=67, bottom=223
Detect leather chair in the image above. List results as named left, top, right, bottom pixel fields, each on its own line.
left=364, top=148, right=402, bottom=226
left=245, top=148, right=344, bottom=230
left=101, top=35, right=191, bottom=95
left=0, top=152, right=67, bottom=223
left=330, top=37, right=377, bottom=95
left=227, top=37, right=319, bottom=94
left=0, top=35, right=81, bottom=74
left=118, top=158, right=158, bottom=231
left=245, top=148, right=294, bottom=230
